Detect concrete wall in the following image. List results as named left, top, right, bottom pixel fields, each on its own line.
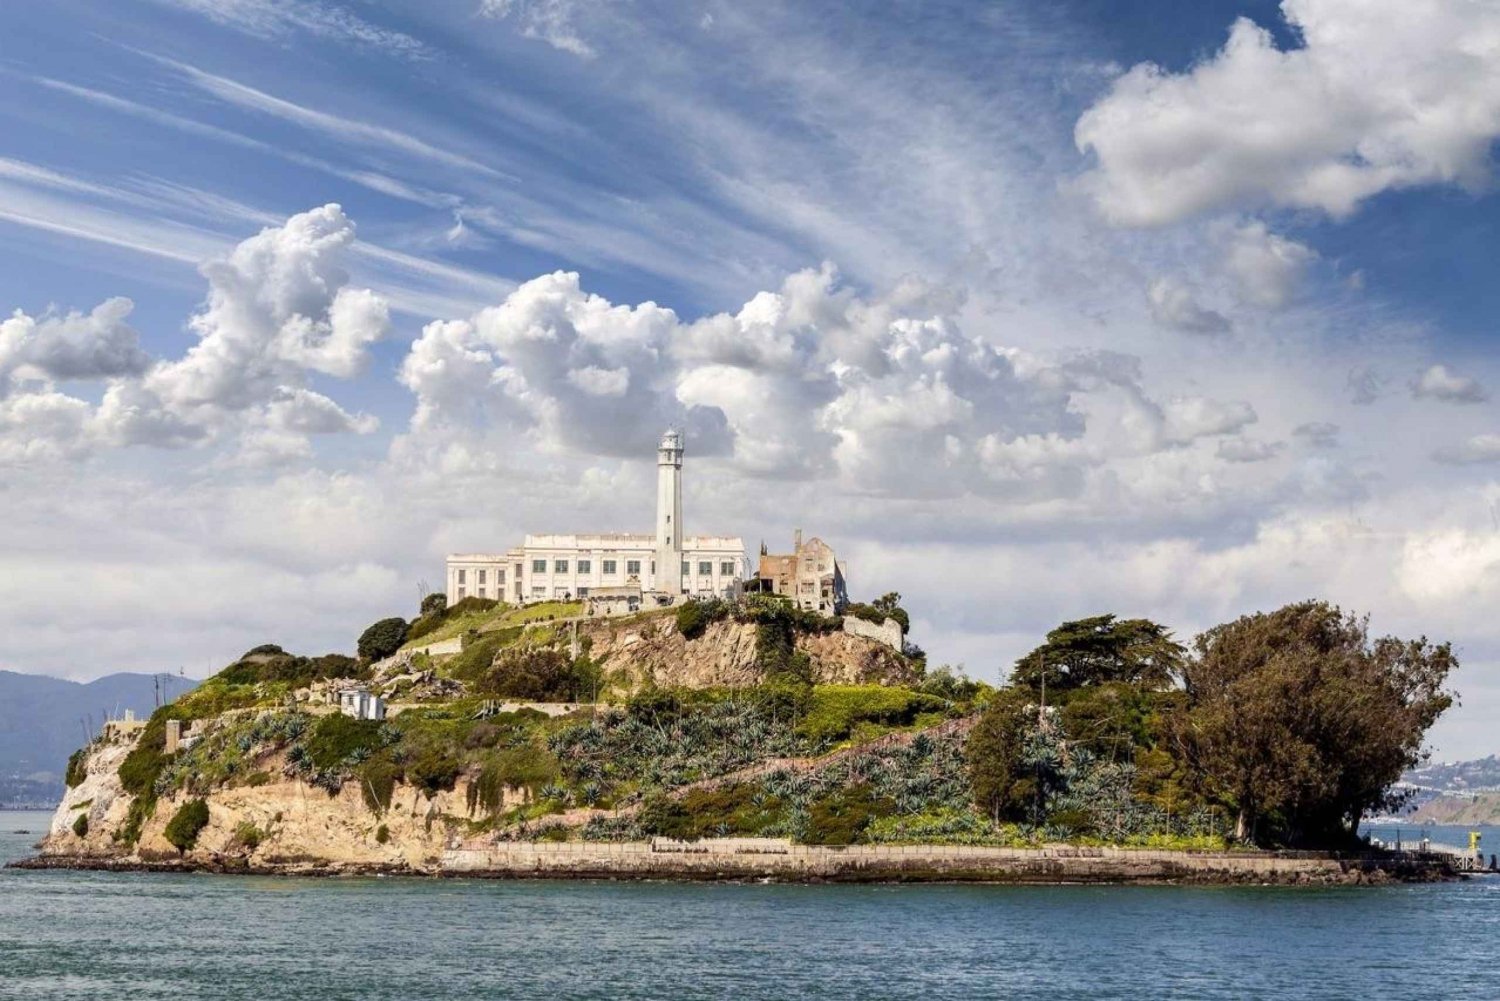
left=441, top=838, right=1438, bottom=884
left=842, top=615, right=904, bottom=651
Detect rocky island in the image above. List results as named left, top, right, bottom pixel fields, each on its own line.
left=17, top=594, right=1460, bottom=885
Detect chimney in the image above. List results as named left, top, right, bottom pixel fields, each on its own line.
left=794, top=528, right=803, bottom=551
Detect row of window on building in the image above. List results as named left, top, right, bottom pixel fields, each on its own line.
left=456, top=559, right=737, bottom=583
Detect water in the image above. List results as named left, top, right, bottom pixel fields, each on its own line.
left=3, top=811, right=1500, bottom=1000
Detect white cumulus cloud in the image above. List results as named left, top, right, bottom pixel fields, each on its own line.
left=1411, top=364, right=1489, bottom=404
left=1075, top=0, right=1500, bottom=225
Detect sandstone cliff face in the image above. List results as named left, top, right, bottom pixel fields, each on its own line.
left=582, top=615, right=918, bottom=689
left=41, top=744, right=532, bottom=872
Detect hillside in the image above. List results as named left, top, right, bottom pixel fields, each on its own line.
left=27, top=598, right=1457, bottom=875
left=0, top=670, right=197, bottom=806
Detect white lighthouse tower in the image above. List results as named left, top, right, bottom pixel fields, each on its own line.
left=654, top=428, right=685, bottom=596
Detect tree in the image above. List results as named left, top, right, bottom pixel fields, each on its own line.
left=357, top=617, right=409, bottom=662
left=968, top=691, right=1052, bottom=824
left=872, top=592, right=910, bottom=635
left=1179, top=600, right=1455, bottom=847
left=164, top=798, right=210, bottom=853
left=1012, top=615, right=1184, bottom=691
left=420, top=592, right=447, bottom=616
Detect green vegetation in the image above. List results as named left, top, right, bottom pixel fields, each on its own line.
left=1180, top=601, right=1455, bottom=847
left=845, top=591, right=911, bottom=635
left=65, top=747, right=89, bottom=788
left=477, top=648, right=602, bottom=702
left=375, top=824, right=390, bottom=844
left=676, top=598, right=729, bottom=639
left=232, top=821, right=264, bottom=850
left=164, top=799, right=210, bottom=853
left=358, top=617, right=409, bottom=662
left=1011, top=614, right=1185, bottom=690
left=406, top=597, right=502, bottom=647
left=72, top=813, right=89, bottom=838
left=798, top=686, right=948, bottom=743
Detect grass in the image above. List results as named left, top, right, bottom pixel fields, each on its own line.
left=493, top=602, right=583, bottom=627
left=401, top=606, right=511, bottom=651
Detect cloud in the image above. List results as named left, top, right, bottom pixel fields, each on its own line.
left=0, top=205, right=384, bottom=464
left=1146, top=277, right=1230, bottom=335
left=0, top=298, right=150, bottom=392
left=1347, top=365, right=1384, bottom=405
left=1075, top=0, right=1500, bottom=225
left=1216, top=437, right=1284, bottom=464
left=1433, top=434, right=1500, bottom=466
left=1411, top=363, right=1489, bottom=404
left=149, top=0, right=431, bottom=59
left=1223, top=222, right=1315, bottom=309
left=1293, top=421, right=1340, bottom=448
left=479, top=0, right=597, bottom=58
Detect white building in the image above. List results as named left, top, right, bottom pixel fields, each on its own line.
left=446, top=430, right=748, bottom=605
left=338, top=688, right=387, bottom=721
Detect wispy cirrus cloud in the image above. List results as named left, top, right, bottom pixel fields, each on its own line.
left=149, top=0, right=432, bottom=59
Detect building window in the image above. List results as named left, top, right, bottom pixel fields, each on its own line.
left=496, top=570, right=506, bottom=584
left=626, top=559, right=641, bottom=575
left=720, top=561, right=735, bottom=576
left=555, top=559, right=569, bottom=573
left=578, top=559, right=591, bottom=574
left=603, top=559, right=617, bottom=575
left=698, top=561, right=712, bottom=575
left=478, top=587, right=486, bottom=598
left=457, top=568, right=467, bottom=584
left=532, top=559, right=547, bottom=574
left=531, top=587, right=546, bottom=598
left=578, top=587, right=590, bottom=598
left=478, top=569, right=486, bottom=584
left=457, top=587, right=467, bottom=599
left=681, top=561, right=690, bottom=575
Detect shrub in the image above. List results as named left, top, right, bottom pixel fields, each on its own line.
left=445, top=634, right=504, bottom=683
left=241, top=644, right=286, bottom=659
left=798, top=686, right=947, bottom=743
left=804, top=785, right=892, bottom=845
left=357, top=617, right=409, bottom=662
left=421, top=592, right=448, bottom=616
left=358, top=756, right=403, bottom=813
left=164, top=799, right=210, bottom=853
left=243, top=771, right=274, bottom=788
left=676, top=599, right=728, bottom=639
left=233, top=821, right=264, bottom=850
left=407, top=746, right=462, bottom=798
left=303, top=714, right=387, bottom=770
left=72, top=813, right=89, bottom=838
left=65, top=747, right=89, bottom=788
left=375, top=824, right=390, bottom=844
left=478, top=648, right=587, bottom=702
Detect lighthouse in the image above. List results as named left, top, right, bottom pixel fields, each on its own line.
left=655, top=428, right=684, bottom=595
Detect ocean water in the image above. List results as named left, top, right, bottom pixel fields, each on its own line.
left=3, top=812, right=1500, bottom=1000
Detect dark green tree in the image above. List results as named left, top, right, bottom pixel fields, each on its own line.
left=357, top=617, right=409, bottom=662
left=1180, top=600, right=1456, bottom=847
left=967, top=690, right=1047, bottom=824
left=420, top=592, right=448, bottom=616
left=1012, top=614, right=1184, bottom=691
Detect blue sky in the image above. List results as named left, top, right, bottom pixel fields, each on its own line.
left=2, top=0, right=1499, bottom=758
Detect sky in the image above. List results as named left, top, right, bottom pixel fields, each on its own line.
left=1, top=0, right=1498, bottom=759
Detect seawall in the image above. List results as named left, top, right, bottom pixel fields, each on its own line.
left=11, top=838, right=1455, bottom=885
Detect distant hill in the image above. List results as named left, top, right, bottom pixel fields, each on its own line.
left=0, top=670, right=197, bottom=807
left=1390, top=756, right=1500, bottom=825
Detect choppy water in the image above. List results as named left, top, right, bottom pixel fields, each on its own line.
left=3, top=812, right=1500, bottom=1000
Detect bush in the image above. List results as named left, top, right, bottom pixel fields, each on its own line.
left=375, top=824, right=390, bottom=844
left=72, top=813, right=89, bottom=838
left=421, top=592, right=448, bottom=616
left=445, top=634, right=504, bottom=683
left=804, top=785, right=892, bottom=845
left=241, top=644, right=286, bottom=659
left=65, top=747, right=89, bottom=788
left=478, top=648, right=590, bottom=702
left=233, top=821, right=264, bottom=850
left=358, top=756, right=404, bottom=813
left=164, top=799, right=210, bottom=853
left=303, top=714, right=387, bottom=770
left=243, top=771, right=274, bottom=788
left=407, top=747, right=461, bottom=798
left=357, top=617, right=409, bottom=662
left=676, top=599, right=728, bottom=639
left=798, top=686, right=948, bottom=743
